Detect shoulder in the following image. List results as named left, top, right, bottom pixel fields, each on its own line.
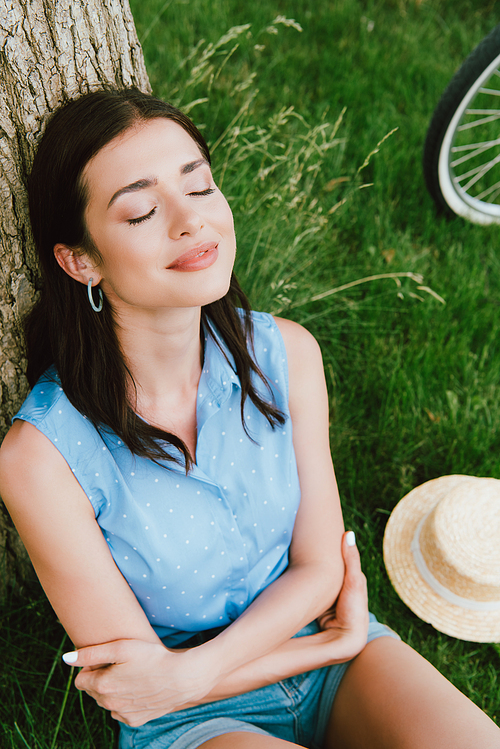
left=244, top=311, right=325, bottom=407
left=0, top=419, right=37, bottom=473
left=12, top=370, right=102, bottom=453
left=0, top=367, right=76, bottom=496
left=272, top=317, right=322, bottom=361
left=248, top=310, right=322, bottom=372
left=3, top=373, right=111, bottom=517
left=0, top=369, right=70, bottom=484
left=0, top=418, right=81, bottom=509
left=273, top=316, right=324, bottom=381
left=272, top=317, right=326, bottom=414
left=12, top=368, right=68, bottom=431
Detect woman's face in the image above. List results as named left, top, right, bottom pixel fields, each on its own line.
left=81, top=118, right=236, bottom=313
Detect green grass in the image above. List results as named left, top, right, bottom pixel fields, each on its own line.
left=0, top=590, right=118, bottom=747
left=2, top=0, right=500, bottom=744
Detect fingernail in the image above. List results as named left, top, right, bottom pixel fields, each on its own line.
left=62, top=651, right=78, bottom=664
left=346, top=531, right=356, bottom=547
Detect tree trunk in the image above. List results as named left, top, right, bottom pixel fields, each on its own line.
left=0, top=0, right=150, bottom=589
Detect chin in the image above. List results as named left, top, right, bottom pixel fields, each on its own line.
left=197, top=285, right=231, bottom=308
left=194, top=271, right=233, bottom=307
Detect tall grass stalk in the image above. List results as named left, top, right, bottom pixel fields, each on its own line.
left=49, top=670, right=74, bottom=749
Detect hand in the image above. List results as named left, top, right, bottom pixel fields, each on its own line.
left=62, top=639, right=221, bottom=726
left=316, top=530, right=369, bottom=662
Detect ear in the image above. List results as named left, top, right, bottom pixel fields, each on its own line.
left=54, top=244, right=102, bottom=286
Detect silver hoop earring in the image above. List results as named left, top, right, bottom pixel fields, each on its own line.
left=87, top=278, right=103, bottom=313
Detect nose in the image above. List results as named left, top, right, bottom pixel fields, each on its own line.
left=168, top=195, right=203, bottom=239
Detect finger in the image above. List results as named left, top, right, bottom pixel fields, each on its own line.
left=74, top=665, right=125, bottom=704
left=62, top=639, right=130, bottom=668
left=342, top=531, right=364, bottom=575
left=317, top=532, right=362, bottom=627
left=340, top=531, right=368, bottom=599
left=74, top=666, right=109, bottom=694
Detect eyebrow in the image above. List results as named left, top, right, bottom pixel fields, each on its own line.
left=107, top=159, right=210, bottom=209
left=107, top=178, right=158, bottom=209
left=181, top=158, right=209, bottom=175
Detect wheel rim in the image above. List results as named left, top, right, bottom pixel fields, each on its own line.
left=439, top=52, right=500, bottom=223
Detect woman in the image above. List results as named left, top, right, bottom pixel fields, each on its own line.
left=0, top=88, right=498, bottom=749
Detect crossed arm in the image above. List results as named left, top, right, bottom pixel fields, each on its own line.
left=0, top=318, right=369, bottom=727
left=67, top=532, right=368, bottom=726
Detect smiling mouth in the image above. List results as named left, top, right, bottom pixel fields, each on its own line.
left=167, top=243, right=219, bottom=272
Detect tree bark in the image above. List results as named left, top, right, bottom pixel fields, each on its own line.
left=0, top=0, right=150, bottom=588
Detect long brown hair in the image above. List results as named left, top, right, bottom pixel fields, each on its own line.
left=25, top=88, right=284, bottom=469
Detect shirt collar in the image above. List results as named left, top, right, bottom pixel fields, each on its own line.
left=199, top=316, right=241, bottom=407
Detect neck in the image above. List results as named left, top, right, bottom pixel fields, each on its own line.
left=114, top=305, right=203, bottom=423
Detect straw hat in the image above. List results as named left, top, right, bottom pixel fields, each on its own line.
left=383, top=475, right=500, bottom=642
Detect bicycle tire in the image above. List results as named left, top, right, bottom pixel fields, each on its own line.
left=423, top=24, right=500, bottom=225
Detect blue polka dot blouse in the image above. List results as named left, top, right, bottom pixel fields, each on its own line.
left=14, top=311, right=301, bottom=647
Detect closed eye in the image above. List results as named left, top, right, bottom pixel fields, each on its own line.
left=128, top=207, right=157, bottom=226
left=127, top=188, right=214, bottom=224
left=189, top=187, right=216, bottom=197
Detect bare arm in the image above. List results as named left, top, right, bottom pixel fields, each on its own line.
left=71, top=530, right=368, bottom=725
left=0, top=421, right=230, bottom=709
left=0, top=419, right=161, bottom=649
left=188, top=530, right=368, bottom=703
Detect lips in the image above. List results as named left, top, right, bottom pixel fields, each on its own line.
left=167, top=242, right=219, bottom=272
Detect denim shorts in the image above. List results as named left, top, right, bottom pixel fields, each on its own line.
left=119, top=614, right=399, bottom=749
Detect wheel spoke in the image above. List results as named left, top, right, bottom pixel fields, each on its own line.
left=452, top=137, right=500, bottom=153
left=475, top=179, right=500, bottom=201
left=454, top=151, right=500, bottom=192
left=451, top=138, right=500, bottom=167
left=454, top=160, right=490, bottom=182
left=457, top=112, right=500, bottom=130
left=478, top=86, right=500, bottom=96
left=465, top=109, right=500, bottom=115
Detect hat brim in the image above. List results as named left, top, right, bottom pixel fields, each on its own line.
left=383, top=475, right=500, bottom=642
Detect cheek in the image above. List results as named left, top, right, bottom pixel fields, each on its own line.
left=92, top=224, right=152, bottom=270
left=214, top=195, right=235, bottom=234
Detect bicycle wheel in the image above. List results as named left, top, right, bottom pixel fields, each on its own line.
left=423, top=25, right=500, bottom=225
